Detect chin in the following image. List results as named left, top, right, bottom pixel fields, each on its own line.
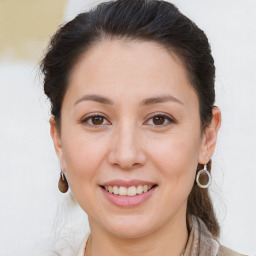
left=103, top=214, right=159, bottom=239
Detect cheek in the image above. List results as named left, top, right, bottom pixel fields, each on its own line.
left=148, top=131, right=201, bottom=188
left=61, top=132, right=107, bottom=190
left=147, top=135, right=201, bottom=217
left=60, top=133, right=110, bottom=215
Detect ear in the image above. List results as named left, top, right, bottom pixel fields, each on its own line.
left=50, top=116, right=64, bottom=167
left=198, top=107, right=221, bottom=164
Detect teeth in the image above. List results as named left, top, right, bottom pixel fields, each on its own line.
left=119, top=186, right=127, bottom=196
left=127, top=186, right=137, bottom=196
left=103, top=184, right=155, bottom=196
left=113, top=186, right=119, bottom=195
left=136, top=185, right=143, bottom=194
left=143, top=185, right=149, bottom=192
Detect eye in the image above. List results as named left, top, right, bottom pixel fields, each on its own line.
left=145, top=113, right=175, bottom=127
left=81, top=112, right=175, bottom=128
left=81, top=113, right=110, bottom=127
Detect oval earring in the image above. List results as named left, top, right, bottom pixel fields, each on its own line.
left=58, top=169, right=69, bottom=193
left=196, top=164, right=212, bottom=189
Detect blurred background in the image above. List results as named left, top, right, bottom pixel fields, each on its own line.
left=0, top=0, right=255, bottom=255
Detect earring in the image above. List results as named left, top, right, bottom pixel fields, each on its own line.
left=196, top=164, right=212, bottom=188
left=58, top=169, right=69, bottom=193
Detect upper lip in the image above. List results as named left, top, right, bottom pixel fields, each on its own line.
left=100, top=179, right=157, bottom=187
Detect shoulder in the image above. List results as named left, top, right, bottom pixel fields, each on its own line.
left=217, top=244, right=248, bottom=256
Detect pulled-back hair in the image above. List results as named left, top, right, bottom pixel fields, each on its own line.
left=41, top=0, right=219, bottom=238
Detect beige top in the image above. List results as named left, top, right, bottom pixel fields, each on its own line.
left=77, top=216, right=246, bottom=256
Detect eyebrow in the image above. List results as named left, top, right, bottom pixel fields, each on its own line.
left=74, top=94, right=184, bottom=106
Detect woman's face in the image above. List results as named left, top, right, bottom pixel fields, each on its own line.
left=51, top=40, right=214, bottom=238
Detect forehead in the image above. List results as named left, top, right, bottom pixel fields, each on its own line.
left=65, top=39, right=198, bottom=106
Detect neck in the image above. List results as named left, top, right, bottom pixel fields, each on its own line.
left=86, top=208, right=188, bottom=256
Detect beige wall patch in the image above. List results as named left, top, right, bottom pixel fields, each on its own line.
left=0, top=0, right=67, bottom=61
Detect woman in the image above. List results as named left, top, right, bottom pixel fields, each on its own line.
left=40, top=0, right=246, bottom=255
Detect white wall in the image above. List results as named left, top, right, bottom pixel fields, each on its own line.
left=0, top=0, right=255, bottom=255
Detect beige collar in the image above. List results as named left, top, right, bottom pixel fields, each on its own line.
left=184, top=215, right=219, bottom=256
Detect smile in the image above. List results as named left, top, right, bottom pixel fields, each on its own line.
left=102, top=184, right=157, bottom=196
left=100, top=183, right=158, bottom=207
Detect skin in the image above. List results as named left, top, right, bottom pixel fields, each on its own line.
left=50, top=39, right=221, bottom=256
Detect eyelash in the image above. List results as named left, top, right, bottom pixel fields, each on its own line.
left=81, top=112, right=176, bottom=128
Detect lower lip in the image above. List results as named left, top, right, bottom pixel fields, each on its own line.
left=100, top=186, right=157, bottom=207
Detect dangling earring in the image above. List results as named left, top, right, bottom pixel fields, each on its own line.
left=196, top=164, right=212, bottom=188
left=58, top=169, right=69, bottom=193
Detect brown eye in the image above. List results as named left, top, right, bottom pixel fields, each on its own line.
left=152, top=116, right=165, bottom=125
left=82, top=114, right=110, bottom=127
left=145, top=114, right=175, bottom=127
left=91, top=116, right=104, bottom=125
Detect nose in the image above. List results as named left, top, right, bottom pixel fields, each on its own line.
left=107, top=121, right=146, bottom=170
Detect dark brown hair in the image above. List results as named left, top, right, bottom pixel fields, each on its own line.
left=41, top=0, right=219, bottom=237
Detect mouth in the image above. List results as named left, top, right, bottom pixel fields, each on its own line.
left=100, top=183, right=158, bottom=207
left=100, top=184, right=158, bottom=197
